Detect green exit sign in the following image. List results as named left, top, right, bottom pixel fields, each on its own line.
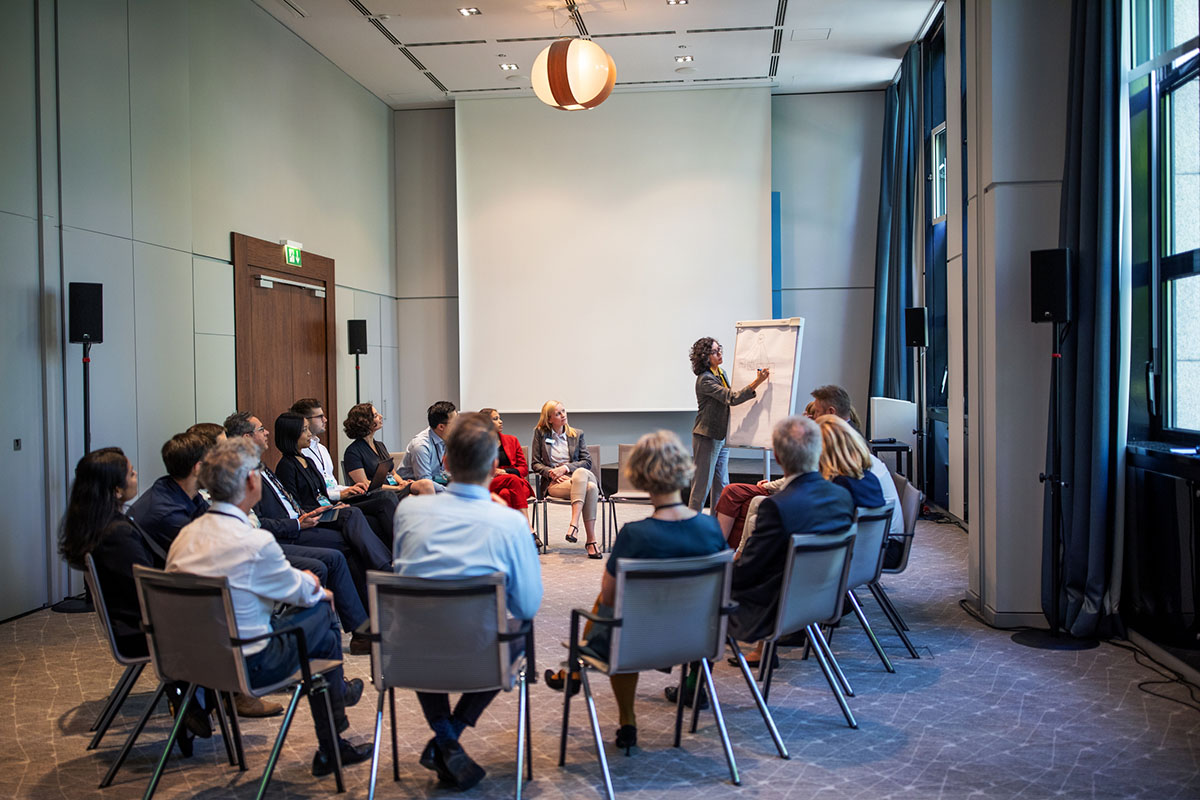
left=284, top=243, right=302, bottom=267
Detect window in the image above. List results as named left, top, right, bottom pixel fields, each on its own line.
left=1128, top=0, right=1198, bottom=440
left=931, top=123, right=947, bottom=222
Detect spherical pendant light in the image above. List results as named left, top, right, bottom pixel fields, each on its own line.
left=531, top=38, right=616, bottom=111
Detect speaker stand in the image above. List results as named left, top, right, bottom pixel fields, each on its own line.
left=354, top=352, right=361, bottom=405
left=913, top=344, right=926, bottom=491
left=1012, top=320, right=1096, bottom=651
left=82, top=340, right=93, bottom=454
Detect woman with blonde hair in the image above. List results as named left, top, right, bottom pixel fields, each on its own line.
left=545, top=430, right=728, bottom=752
left=530, top=400, right=602, bottom=557
left=816, top=414, right=885, bottom=508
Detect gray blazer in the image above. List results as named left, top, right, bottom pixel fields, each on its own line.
left=529, top=427, right=593, bottom=500
left=692, top=369, right=757, bottom=441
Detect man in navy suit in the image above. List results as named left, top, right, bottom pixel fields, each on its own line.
left=729, top=415, right=855, bottom=644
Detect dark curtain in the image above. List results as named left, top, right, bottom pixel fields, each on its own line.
left=869, top=43, right=920, bottom=401
left=1043, top=0, right=1122, bottom=637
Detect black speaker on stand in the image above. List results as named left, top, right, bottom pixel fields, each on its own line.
left=68, top=282, right=104, bottom=455
left=904, top=306, right=928, bottom=490
left=1012, top=248, right=1096, bottom=651
left=348, top=320, right=367, bottom=404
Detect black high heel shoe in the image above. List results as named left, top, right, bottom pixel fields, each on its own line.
left=544, top=669, right=581, bottom=696
left=614, top=725, right=637, bottom=755
left=564, top=524, right=579, bottom=543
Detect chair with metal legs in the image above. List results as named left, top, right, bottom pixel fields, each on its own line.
left=539, top=444, right=608, bottom=552
left=559, top=550, right=786, bottom=800
left=829, top=504, right=899, bottom=672
left=751, top=528, right=860, bottom=729
left=602, top=444, right=655, bottom=546
left=868, top=477, right=924, bottom=658
left=103, top=566, right=345, bottom=800
left=81, top=553, right=152, bottom=752
left=363, top=571, right=534, bottom=800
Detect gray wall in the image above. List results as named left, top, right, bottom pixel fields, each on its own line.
left=1, top=0, right=400, bottom=617
left=391, top=92, right=886, bottom=464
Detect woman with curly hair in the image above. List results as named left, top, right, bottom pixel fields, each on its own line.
left=545, top=431, right=728, bottom=752
left=342, top=402, right=435, bottom=498
left=687, top=336, right=769, bottom=512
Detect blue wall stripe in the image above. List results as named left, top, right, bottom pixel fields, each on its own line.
left=771, top=191, right=782, bottom=319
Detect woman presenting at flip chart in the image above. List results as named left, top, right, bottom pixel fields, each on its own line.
left=687, top=336, right=769, bottom=512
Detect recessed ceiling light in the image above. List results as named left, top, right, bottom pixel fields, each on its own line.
left=458, top=7, right=481, bottom=16
left=674, top=55, right=694, bottom=62
left=499, top=63, right=519, bottom=71
left=667, top=0, right=689, bottom=5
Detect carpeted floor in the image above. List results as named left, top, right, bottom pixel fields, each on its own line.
left=2, top=503, right=1197, bottom=799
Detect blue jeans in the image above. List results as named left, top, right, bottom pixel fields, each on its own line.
left=245, top=602, right=345, bottom=752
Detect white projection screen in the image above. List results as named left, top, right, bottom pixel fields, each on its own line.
left=456, top=88, right=771, bottom=413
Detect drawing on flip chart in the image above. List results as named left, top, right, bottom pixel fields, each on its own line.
left=726, top=318, right=805, bottom=449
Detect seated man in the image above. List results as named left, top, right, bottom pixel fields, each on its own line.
left=397, top=401, right=457, bottom=492
left=225, top=412, right=393, bottom=618
left=729, top=416, right=855, bottom=650
left=134, top=429, right=371, bottom=658
left=290, top=397, right=400, bottom=544
left=393, top=412, right=543, bottom=790
left=167, top=438, right=371, bottom=777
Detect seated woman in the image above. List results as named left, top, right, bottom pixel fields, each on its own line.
left=58, top=447, right=211, bottom=745
left=481, top=408, right=537, bottom=534
left=342, top=403, right=436, bottom=498
left=816, top=414, right=885, bottom=508
left=530, top=400, right=601, bottom=558
left=274, top=411, right=396, bottom=548
left=545, top=431, right=728, bottom=752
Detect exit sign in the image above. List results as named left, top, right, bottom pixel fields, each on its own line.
left=284, top=244, right=302, bottom=266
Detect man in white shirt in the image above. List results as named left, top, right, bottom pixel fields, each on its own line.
left=393, top=412, right=542, bottom=790
left=167, top=438, right=372, bottom=778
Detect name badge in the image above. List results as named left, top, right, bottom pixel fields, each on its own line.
left=324, top=475, right=337, bottom=491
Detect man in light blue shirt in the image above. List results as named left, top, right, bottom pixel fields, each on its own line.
left=393, top=411, right=543, bottom=790
left=397, top=400, right=456, bottom=491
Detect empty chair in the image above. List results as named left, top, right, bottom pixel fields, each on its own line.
left=867, top=476, right=925, bottom=656
left=603, top=443, right=655, bottom=544
left=82, top=553, right=152, bottom=751
left=753, top=528, right=859, bottom=729
left=364, top=571, right=533, bottom=800
left=108, top=566, right=345, bottom=800
left=559, top=550, right=786, bottom=800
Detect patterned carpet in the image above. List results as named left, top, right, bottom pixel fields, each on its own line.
left=2, top=502, right=1198, bottom=799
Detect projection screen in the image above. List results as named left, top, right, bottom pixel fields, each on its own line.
left=457, top=88, right=771, bottom=412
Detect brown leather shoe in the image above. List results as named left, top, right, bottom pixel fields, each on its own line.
left=234, top=693, right=284, bottom=717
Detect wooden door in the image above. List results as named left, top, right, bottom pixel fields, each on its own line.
left=233, top=233, right=338, bottom=470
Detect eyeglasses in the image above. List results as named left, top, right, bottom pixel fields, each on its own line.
left=711, top=346, right=723, bottom=354
left=253, top=426, right=266, bottom=433
left=306, top=414, right=327, bottom=421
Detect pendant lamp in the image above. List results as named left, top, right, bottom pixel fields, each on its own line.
left=531, top=38, right=616, bottom=110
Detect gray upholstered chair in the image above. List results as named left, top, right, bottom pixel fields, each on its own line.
left=602, top=443, right=654, bottom=547
left=82, top=553, right=151, bottom=751
left=539, top=444, right=608, bottom=552
left=835, top=504, right=900, bottom=672
left=755, top=528, right=859, bottom=729
left=109, top=566, right=345, bottom=800
left=867, top=476, right=925, bottom=658
left=364, top=571, right=533, bottom=800
left=559, top=550, right=787, bottom=799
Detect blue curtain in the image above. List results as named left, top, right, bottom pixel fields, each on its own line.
left=869, top=43, right=920, bottom=401
left=1043, top=0, right=1123, bottom=637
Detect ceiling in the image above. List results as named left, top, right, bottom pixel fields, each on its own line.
left=253, top=0, right=941, bottom=110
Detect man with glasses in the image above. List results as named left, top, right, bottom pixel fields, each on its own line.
left=291, top=398, right=402, bottom=549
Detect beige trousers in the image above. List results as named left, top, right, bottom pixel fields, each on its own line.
left=547, top=468, right=599, bottom=521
